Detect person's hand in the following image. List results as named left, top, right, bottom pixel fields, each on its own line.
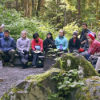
left=81, top=40, right=86, bottom=44
left=34, top=50, right=41, bottom=53
left=23, top=50, right=27, bottom=55
left=49, top=44, right=52, bottom=47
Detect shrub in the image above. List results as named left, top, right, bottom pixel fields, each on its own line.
left=63, top=22, right=80, bottom=40
left=0, top=8, right=57, bottom=40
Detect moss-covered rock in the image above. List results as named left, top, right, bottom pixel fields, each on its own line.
left=53, top=53, right=98, bottom=77
left=0, top=53, right=99, bottom=100
left=0, top=68, right=62, bottom=100
left=75, top=76, right=100, bottom=100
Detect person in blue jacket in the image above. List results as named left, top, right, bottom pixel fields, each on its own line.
left=0, top=30, right=16, bottom=66
left=55, top=29, right=68, bottom=52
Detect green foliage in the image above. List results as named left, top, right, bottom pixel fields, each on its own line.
left=0, top=8, right=57, bottom=40
left=42, top=0, right=66, bottom=29
left=48, top=69, right=84, bottom=100
left=63, top=22, right=81, bottom=40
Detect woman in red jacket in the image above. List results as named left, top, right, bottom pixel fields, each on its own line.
left=31, top=33, right=43, bottom=67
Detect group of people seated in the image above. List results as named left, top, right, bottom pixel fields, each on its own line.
left=0, top=23, right=100, bottom=71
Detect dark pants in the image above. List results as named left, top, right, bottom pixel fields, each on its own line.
left=0, top=49, right=15, bottom=63
left=80, top=51, right=90, bottom=60
left=31, top=51, right=42, bottom=66
left=69, top=49, right=79, bottom=53
left=18, top=52, right=29, bottom=68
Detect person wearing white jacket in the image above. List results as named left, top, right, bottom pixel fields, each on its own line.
left=17, top=30, right=30, bottom=69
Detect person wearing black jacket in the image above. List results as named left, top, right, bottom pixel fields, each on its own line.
left=43, top=32, right=55, bottom=52
left=80, top=23, right=90, bottom=47
left=69, top=31, right=81, bottom=53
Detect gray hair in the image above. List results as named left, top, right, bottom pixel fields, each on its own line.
left=21, top=30, right=27, bottom=36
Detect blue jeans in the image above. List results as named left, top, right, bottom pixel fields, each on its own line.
left=81, top=51, right=90, bottom=60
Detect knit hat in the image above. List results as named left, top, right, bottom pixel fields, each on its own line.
left=73, top=31, right=78, bottom=36
left=88, top=32, right=95, bottom=40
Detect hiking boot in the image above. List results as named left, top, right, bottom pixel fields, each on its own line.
left=10, top=63, right=14, bottom=67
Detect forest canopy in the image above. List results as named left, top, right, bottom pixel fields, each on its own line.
left=0, top=0, right=100, bottom=39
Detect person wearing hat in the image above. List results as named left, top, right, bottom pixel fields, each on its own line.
left=88, top=32, right=100, bottom=55
left=68, top=31, right=81, bottom=53
left=0, top=30, right=16, bottom=66
left=0, top=24, right=4, bottom=38
left=81, top=32, right=100, bottom=60
left=43, top=32, right=55, bottom=53
left=17, top=30, right=30, bottom=69
left=55, top=29, right=68, bottom=52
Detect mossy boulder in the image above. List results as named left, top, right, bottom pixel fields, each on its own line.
left=0, top=68, right=62, bottom=100
left=53, top=53, right=98, bottom=77
left=75, top=76, right=100, bottom=100
left=0, top=53, right=100, bottom=100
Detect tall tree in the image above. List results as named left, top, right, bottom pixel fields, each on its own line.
left=23, top=0, right=32, bottom=17
left=77, top=0, right=81, bottom=24
left=15, top=0, right=19, bottom=10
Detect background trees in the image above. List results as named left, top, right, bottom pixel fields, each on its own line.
left=0, top=0, right=100, bottom=39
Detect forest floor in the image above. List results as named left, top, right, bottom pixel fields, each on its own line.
left=0, top=58, right=55, bottom=97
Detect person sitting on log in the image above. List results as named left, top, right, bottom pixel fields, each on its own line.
left=31, top=33, right=43, bottom=67
left=0, top=30, right=16, bottom=67
left=17, top=30, right=30, bottom=69
left=55, top=29, right=68, bottom=53
left=81, top=32, right=100, bottom=60
left=88, top=32, right=100, bottom=68
left=43, top=32, right=55, bottom=53
left=68, top=31, right=81, bottom=53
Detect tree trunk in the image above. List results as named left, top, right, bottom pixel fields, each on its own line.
left=15, top=0, right=19, bottom=10
left=77, top=0, right=81, bottom=25
left=28, top=0, right=32, bottom=17
left=96, top=0, right=100, bottom=20
left=36, top=0, right=42, bottom=16
left=23, top=0, right=32, bottom=17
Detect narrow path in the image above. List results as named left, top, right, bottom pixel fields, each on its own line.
left=0, top=67, right=44, bottom=97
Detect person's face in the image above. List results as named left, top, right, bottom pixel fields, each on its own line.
left=59, top=32, right=64, bottom=37
left=35, top=37, right=39, bottom=40
left=4, top=32, right=9, bottom=37
left=82, top=25, right=87, bottom=30
left=47, top=34, right=51, bottom=38
left=87, top=36, right=92, bottom=43
left=73, top=35, right=77, bottom=38
left=21, top=32, right=26, bottom=38
left=98, top=32, right=100, bottom=40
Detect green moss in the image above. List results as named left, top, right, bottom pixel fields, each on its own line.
left=25, top=68, right=62, bottom=82
left=0, top=93, right=10, bottom=100
left=75, top=76, right=100, bottom=100
left=53, top=53, right=98, bottom=77
left=11, top=87, right=24, bottom=93
left=75, top=87, right=93, bottom=100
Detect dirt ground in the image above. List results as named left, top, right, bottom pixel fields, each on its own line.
left=0, top=57, right=55, bottom=97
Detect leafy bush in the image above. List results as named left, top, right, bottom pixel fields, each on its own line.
left=63, top=22, right=81, bottom=40
left=0, top=8, right=57, bottom=40
left=48, top=69, right=84, bottom=100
